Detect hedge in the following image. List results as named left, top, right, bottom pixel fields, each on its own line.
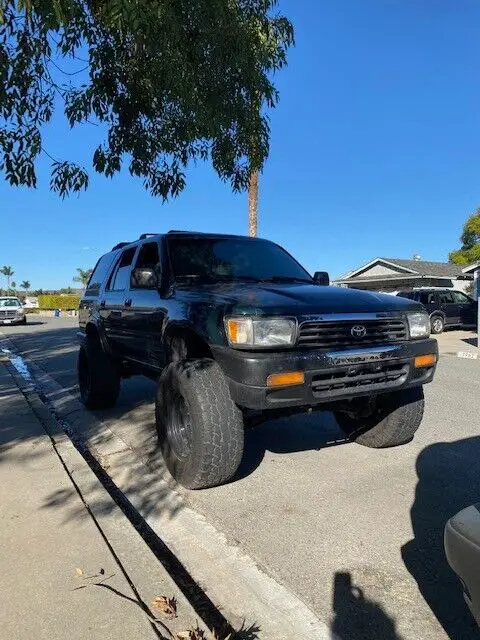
left=38, top=294, right=80, bottom=310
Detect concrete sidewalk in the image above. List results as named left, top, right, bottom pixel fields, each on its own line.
left=436, top=329, right=478, bottom=358
left=0, top=359, right=206, bottom=640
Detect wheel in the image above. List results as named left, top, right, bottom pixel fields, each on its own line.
left=21, top=316, right=27, bottom=325
left=430, top=315, right=444, bottom=334
left=77, top=335, right=120, bottom=409
left=334, top=387, right=425, bottom=448
left=156, top=359, right=244, bottom=489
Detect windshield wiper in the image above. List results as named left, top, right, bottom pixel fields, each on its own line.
left=261, top=276, right=313, bottom=284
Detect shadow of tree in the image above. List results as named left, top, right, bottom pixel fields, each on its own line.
left=402, top=437, right=480, bottom=639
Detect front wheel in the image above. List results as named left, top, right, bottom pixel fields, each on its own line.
left=334, top=387, right=425, bottom=448
left=156, top=359, right=244, bottom=489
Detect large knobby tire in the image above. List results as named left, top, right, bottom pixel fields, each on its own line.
left=335, top=387, right=425, bottom=448
left=430, top=315, right=444, bottom=334
left=156, top=359, right=244, bottom=489
left=78, top=335, right=121, bottom=409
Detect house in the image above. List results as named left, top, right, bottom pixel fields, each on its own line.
left=462, top=262, right=480, bottom=300
left=333, top=257, right=474, bottom=293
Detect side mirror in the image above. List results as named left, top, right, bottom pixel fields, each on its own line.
left=131, top=267, right=158, bottom=289
left=313, top=271, right=330, bottom=286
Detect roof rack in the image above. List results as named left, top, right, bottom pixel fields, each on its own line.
left=167, top=230, right=207, bottom=235
left=111, top=241, right=131, bottom=251
left=139, top=233, right=161, bottom=239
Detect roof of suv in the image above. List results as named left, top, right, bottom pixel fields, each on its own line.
left=110, top=231, right=264, bottom=252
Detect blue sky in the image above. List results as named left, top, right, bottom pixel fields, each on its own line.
left=1, top=0, right=480, bottom=289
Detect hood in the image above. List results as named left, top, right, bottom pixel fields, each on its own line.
left=175, top=282, right=423, bottom=316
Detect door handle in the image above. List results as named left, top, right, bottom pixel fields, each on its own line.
left=99, top=300, right=106, bottom=308
left=124, top=298, right=132, bottom=308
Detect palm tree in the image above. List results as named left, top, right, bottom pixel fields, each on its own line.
left=21, top=280, right=31, bottom=298
left=73, top=268, right=92, bottom=289
left=0, top=265, right=14, bottom=289
left=248, top=170, right=259, bottom=237
left=10, top=281, right=17, bottom=293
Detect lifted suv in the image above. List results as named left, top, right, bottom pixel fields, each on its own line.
left=78, top=232, right=438, bottom=489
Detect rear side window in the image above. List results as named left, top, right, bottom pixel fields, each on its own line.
left=86, top=254, right=117, bottom=296
left=109, top=248, right=137, bottom=291
left=452, top=291, right=471, bottom=304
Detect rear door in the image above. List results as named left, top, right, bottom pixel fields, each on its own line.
left=417, top=291, right=437, bottom=315
left=103, top=246, right=138, bottom=355
left=452, top=290, right=477, bottom=326
left=124, top=240, right=166, bottom=368
left=437, top=290, right=460, bottom=326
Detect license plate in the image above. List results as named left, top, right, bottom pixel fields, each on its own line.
left=3, top=320, right=11, bottom=324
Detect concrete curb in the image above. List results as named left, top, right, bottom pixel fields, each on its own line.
left=1, top=332, right=335, bottom=640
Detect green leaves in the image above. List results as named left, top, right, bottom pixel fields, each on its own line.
left=1, top=0, right=294, bottom=199
left=449, top=208, right=480, bottom=266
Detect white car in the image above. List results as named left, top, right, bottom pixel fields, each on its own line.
left=0, top=297, right=27, bottom=325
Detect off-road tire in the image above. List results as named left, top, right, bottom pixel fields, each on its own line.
left=334, top=387, right=424, bottom=448
left=430, top=315, right=444, bottom=334
left=21, top=316, right=27, bottom=325
left=156, top=359, right=244, bottom=489
left=78, top=335, right=120, bottom=409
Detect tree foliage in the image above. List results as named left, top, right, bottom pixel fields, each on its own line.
left=0, top=0, right=293, bottom=199
left=449, top=208, right=480, bottom=265
left=73, top=266, right=92, bottom=286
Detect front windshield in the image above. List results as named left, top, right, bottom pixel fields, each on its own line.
left=0, top=298, right=20, bottom=307
left=168, top=237, right=312, bottom=283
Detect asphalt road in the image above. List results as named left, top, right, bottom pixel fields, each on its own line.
left=3, top=316, right=480, bottom=640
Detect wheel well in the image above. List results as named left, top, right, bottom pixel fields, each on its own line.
left=430, top=312, right=444, bottom=319
left=167, top=328, right=213, bottom=362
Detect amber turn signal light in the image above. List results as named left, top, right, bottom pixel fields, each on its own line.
left=266, top=371, right=305, bottom=388
left=414, top=354, right=437, bottom=368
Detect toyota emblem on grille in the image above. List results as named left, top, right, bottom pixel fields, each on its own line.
left=351, top=325, right=367, bottom=338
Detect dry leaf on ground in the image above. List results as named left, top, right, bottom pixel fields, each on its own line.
left=75, top=568, right=84, bottom=576
left=151, top=595, right=177, bottom=619
left=177, top=628, right=230, bottom=640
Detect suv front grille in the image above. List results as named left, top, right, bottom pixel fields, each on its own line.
left=312, top=362, right=409, bottom=398
left=298, top=318, right=407, bottom=350
left=0, top=310, right=16, bottom=319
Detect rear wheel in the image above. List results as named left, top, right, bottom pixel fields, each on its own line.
left=430, top=315, right=444, bottom=334
left=156, top=359, right=244, bottom=489
left=334, top=387, right=424, bottom=448
left=78, top=335, right=120, bottom=409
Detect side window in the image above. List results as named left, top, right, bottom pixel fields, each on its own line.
left=109, top=248, right=136, bottom=291
left=438, top=291, right=455, bottom=304
left=452, top=291, right=471, bottom=304
left=419, top=292, right=435, bottom=305
left=135, top=242, right=160, bottom=269
left=86, top=253, right=117, bottom=296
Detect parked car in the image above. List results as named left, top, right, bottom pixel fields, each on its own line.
left=0, top=296, right=27, bottom=325
left=397, top=288, right=478, bottom=334
left=445, top=504, right=480, bottom=628
left=78, top=231, right=438, bottom=489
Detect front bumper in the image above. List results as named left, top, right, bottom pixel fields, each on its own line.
left=0, top=318, right=24, bottom=325
left=213, top=339, right=438, bottom=410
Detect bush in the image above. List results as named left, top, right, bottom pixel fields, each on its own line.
left=38, top=294, right=80, bottom=310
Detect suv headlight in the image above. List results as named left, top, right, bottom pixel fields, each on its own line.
left=407, top=312, right=430, bottom=338
left=225, top=317, right=296, bottom=348
left=15, top=308, right=25, bottom=316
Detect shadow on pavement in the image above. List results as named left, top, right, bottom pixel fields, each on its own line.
left=402, top=437, right=480, bottom=640
left=236, top=410, right=348, bottom=481
left=331, top=571, right=402, bottom=640
left=462, top=336, right=478, bottom=347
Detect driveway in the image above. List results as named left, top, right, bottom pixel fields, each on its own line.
left=2, top=317, right=480, bottom=640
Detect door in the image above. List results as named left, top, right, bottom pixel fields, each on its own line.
left=103, top=246, right=138, bottom=355
left=437, top=290, right=460, bottom=326
left=452, top=290, right=477, bottom=326
left=124, top=240, right=167, bottom=368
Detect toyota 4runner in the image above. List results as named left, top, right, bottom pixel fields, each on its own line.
left=78, top=231, right=438, bottom=489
